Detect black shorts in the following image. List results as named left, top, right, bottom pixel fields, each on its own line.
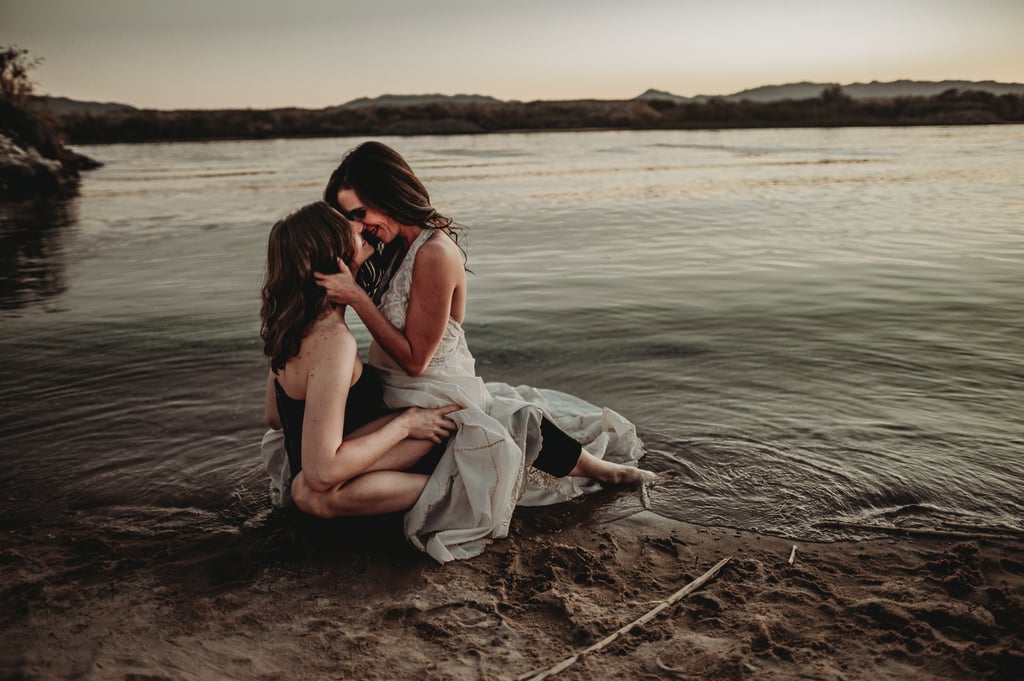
left=407, top=416, right=582, bottom=478
left=532, top=417, right=583, bottom=477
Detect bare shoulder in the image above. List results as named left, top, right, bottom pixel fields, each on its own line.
left=304, top=313, right=357, bottom=357
left=416, top=230, right=465, bottom=274
left=278, top=312, right=355, bottom=396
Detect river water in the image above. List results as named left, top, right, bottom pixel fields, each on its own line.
left=1, top=126, right=1022, bottom=552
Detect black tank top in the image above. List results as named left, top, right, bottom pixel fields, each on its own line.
left=274, top=365, right=385, bottom=482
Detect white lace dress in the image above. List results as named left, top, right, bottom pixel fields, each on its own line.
left=262, top=229, right=644, bottom=562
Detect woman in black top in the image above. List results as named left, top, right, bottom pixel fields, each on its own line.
left=261, top=202, right=459, bottom=518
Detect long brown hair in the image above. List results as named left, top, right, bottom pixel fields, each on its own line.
left=323, top=141, right=464, bottom=301
left=260, top=201, right=356, bottom=372
left=324, top=141, right=453, bottom=231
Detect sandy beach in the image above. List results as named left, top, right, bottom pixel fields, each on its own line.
left=3, top=484, right=1021, bottom=681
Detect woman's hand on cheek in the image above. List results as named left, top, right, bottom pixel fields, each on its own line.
left=314, top=258, right=361, bottom=305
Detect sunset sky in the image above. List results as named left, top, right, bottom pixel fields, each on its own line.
left=4, top=0, right=1023, bottom=110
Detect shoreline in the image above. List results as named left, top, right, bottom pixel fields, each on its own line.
left=50, top=85, right=1024, bottom=146
left=62, top=120, right=1024, bottom=148
left=3, top=491, right=1021, bottom=681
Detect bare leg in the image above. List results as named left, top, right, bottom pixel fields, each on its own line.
left=566, top=450, right=667, bottom=485
left=289, top=408, right=450, bottom=518
left=292, top=470, right=430, bottom=518
left=348, top=411, right=441, bottom=473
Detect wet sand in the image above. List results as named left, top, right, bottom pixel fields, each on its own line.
left=3, top=488, right=1022, bottom=681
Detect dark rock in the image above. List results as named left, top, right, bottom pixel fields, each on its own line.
left=0, top=133, right=99, bottom=200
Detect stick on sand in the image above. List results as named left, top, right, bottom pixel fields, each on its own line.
left=519, top=556, right=732, bottom=681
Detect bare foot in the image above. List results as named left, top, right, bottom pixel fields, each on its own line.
left=616, top=466, right=670, bottom=485
left=568, top=452, right=670, bottom=486
left=591, top=462, right=670, bottom=485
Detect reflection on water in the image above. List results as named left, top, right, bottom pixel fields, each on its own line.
left=0, top=199, right=77, bottom=310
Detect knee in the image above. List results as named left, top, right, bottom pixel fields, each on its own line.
left=291, top=476, right=334, bottom=519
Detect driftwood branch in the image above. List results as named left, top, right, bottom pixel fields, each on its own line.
left=639, top=480, right=651, bottom=509
left=519, top=556, right=732, bottom=681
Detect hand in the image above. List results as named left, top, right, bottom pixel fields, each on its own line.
left=402, top=405, right=461, bottom=444
left=314, top=258, right=363, bottom=306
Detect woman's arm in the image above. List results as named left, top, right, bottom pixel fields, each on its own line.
left=317, top=235, right=463, bottom=377
left=264, top=370, right=282, bottom=429
left=300, top=324, right=457, bottom=492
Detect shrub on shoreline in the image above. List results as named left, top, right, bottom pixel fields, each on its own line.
left=0, top=46, right=100, bottom=200
left=50, top=88, right=1024, bottom=146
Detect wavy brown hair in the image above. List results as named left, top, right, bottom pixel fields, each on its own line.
left=260, top=201, right=356, bottom=372
left=324, top=141, right=453, bottom=231
left=323, top=141, right=465, bottom=301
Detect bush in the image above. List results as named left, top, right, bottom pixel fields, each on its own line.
left=1, top=45, right=100, bottom=199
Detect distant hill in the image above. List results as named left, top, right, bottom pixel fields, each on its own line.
left=27, top=93, right=502, bottom=115
left=634, top=88, right=692, bottom=103
left=31, top=81, right=1024, bottom=145
left=720, top=82, right=839, bottom=102
left=29, top=95, right=137, bottom=116
left=637, top=80, right=1024, bottom=103
left=840, top=80, right=1024, bottom=99
left=32, top=82, right=1024, bottom=116
left=336, top=93, right=503, bottom=109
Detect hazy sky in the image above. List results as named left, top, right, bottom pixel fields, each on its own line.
left=4, top=0, right=1023, bottom=110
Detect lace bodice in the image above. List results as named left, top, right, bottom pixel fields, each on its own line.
left=371, top=229, right=473, bottom=375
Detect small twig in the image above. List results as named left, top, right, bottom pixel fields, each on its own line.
left=520, top=556, right=732, bottom=681
left=654, top=656, right=686, bottom=676
left=788, top=544, right=797, bottom=565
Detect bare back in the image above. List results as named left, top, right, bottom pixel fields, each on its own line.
left=274, top=311, right=362, bottom=400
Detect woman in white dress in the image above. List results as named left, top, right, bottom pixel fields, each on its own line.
left=309, top=142, right=662, bottom=562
